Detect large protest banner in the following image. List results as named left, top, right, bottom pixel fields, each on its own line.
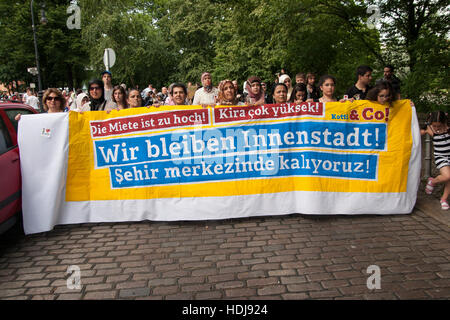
left=18, top=100, right=421, bottom=234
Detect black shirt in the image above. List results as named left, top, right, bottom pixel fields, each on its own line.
left=346, top=85, right=372, bottom=100
left=307, top=85, right=320, bottom=100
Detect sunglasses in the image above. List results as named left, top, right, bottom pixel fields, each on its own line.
left=90, top=86, right=101, bottom=91
left=46, top=96, right=59, bottom=101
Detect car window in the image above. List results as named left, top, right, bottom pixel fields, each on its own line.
left=5, top=109, right=35, bottom=133
left=0, top=117, right=13, bottom=154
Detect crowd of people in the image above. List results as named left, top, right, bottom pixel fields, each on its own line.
left=4, top=64, right=449, bottom=210
left=1, top=64, right=404, bottom=112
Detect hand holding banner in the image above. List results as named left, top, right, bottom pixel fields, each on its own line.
left=19, top=100, right=421, bottom=234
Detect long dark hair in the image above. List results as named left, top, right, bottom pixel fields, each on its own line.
left=318, top=74, right=336, bottom=88
left=112, top=85, right=127, bottom=107
left=271, top=83, right=288, bottom=96
left=426, top=111, right=448, bottom=126
left=366, top=80, right=396, bottom=104
left=288, top=83, right=307, bottom=103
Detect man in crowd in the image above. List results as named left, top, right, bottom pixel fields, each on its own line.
left=346, top=65, right=373, bottom=100
left=193, top=72, right=219, bottom=105
left=141, top=83, right=154, bottom=99
left=157, top=87, right=168, bottom=104
left=101, top=71, right=113, bottom=102
left=25, top=90, right=39, bottom=110
left=23, top=87, right=31, bottom=103
left=306, top=72, right=319, bottom=100
left=377, top=65, right=401, bottom=99
left=170, top=83, right=189, bottom=106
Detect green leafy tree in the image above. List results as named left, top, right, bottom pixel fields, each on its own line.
left=80, top=0, right=176, bottom=89
left=0, top=0, right=89, bottom=91
left=211, top=0, right=381, bottom=96
left=372, top=0, right=450, bottom=110
left=156, top=0, right=221, bottom=84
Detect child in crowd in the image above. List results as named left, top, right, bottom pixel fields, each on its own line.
left=421, top=111, right=450, bottom=210
left=306, top=72, right=319, bottom=100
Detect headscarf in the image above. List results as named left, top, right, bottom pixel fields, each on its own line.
left=278, top=74, right=293, bottom=100
left=217, top=79, right=237, bottom=105
left=279, top=74, right=291, bottom=87
left=246, top=76, right=265, bottom=105
left=76, top=93, right=88, bottom=109
left=88, top=79, right=105, bottom=111
left=201, top=72, right=213, bottom=93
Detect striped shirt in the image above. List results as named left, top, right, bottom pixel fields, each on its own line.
left=433, top=131, right=450, bottom=169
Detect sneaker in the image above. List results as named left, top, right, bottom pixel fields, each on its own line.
left=441, top=200, right=449, bottom=211
left=425, top=177, right=434, bottom=195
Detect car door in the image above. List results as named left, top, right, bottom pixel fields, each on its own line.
left=0, top=111, right=21, bottom=224
left=4, top=107, right=37, bottom=135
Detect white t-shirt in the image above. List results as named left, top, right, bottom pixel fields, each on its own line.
left=104, top=88, right=113, bottom=102
left=192, top=87, right=219, bottom=105
left=26, top=95, right=40, bottom=110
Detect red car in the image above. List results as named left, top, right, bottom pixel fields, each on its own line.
left=0, top=103, right=39, bottom=233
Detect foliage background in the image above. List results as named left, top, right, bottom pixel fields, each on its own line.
left=0, top=0, right=448, bottom=111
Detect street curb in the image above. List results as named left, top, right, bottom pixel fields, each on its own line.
left=415, top=192, right=450, bottom=228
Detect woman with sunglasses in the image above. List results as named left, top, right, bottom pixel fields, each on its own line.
left=42, top=88, right=66, bottom=113
left=77, top=79, right=118, bottom=112
left=88, top=79, right=108, bottom=111
left=14, top=88, right=64, bottom=120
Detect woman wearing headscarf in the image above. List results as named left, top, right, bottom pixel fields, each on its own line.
left=75, top=92, right=89, bottom=110
left=79, top=79, right=106, bottom=111
left=278, top=74, right=293, bottom=101
left=245, top=76, right=266, bottom=105
left=77, top=79, right=116, bottom=112
left=192, top=72, right=219, bottom=106
left=216, top=79, right=245, bottom=105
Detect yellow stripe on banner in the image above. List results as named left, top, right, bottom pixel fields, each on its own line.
left=66, top=101, right=412, bottom=201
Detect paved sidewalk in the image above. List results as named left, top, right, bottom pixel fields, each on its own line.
left=0, top=190, right=449, bottom=300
